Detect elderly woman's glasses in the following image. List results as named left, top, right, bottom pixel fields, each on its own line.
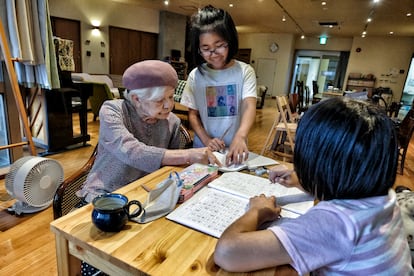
left=199, top=43, right=228, bottom=57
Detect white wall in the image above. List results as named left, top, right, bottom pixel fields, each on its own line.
left=239, top=33, right=296, bottom=97
left=240, top=32, right=414, bottom=100
left=346, top=36, right=414, bottom=101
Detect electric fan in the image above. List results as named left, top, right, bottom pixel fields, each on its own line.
left=5, top=156, right=64, bottom=215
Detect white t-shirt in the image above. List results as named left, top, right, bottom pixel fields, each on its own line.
left=180, top=60, right=257, bottom=147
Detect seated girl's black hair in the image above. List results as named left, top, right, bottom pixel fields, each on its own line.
left=294, top=97, right=398, bottom=200
left=189, top=5, right=239, bottom=68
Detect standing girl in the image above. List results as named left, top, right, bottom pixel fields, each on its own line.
left=180, top=5, right=257, bottom=166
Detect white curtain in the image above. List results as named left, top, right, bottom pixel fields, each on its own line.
left=0, top=0, right=59, bottom=89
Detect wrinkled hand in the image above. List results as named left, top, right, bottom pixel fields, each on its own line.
left=226, top=136, right=249, bottom=165
left=189, top=147, right=222, bottom=167
left=248, top=194, right=281, bottom=223
left=268, top=165, right=299, bottom=188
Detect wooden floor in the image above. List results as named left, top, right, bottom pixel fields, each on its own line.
left=0, top=98, right=413, bottom=275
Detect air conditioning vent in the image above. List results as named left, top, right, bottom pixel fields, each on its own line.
left=319, top=21, right=339, bottom=27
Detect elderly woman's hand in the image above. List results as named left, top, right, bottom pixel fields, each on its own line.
left=189, top=147, right=222, bottom=167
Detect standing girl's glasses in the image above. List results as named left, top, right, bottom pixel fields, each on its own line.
left=199, top=43, right=228, bottom=57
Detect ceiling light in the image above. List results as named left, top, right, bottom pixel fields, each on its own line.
left=367, top=18, right=372, bottom=22
left=407, top=12, right=412, bottom=17
left=362, top=31, right=367, bottom=35
left=301, top=34, right=305, bottom=39
left=229, top=3, right=234, bottom=8
left=321, top=1, right=327, bottom=5
left=389, top=31, right=394, bottom=35
left=164, top=0, right=169, bottom=5
left=282, top=15, right=286, bottom=22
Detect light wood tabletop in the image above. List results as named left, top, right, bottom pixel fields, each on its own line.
left=50, top=166, right=297, bottom=276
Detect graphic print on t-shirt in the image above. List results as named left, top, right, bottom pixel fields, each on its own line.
left=206, top=84, right=237, bottom=117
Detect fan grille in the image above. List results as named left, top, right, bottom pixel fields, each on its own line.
left=6, top=156, right=64, bottom=207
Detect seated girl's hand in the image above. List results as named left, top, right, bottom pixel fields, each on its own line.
left=268, top=165, right=299, bottom=189
left=248, top=194, right=281, bottom=224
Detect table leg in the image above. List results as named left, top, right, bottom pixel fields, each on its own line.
left=54, top=235, right=81, bottom=276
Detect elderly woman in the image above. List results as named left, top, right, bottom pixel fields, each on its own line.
left=77, top=60, right=220, bottom=203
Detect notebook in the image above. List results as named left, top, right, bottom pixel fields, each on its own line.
left=167, top=172, right=314, bottom=238
left=212, top=150, right=278, bottom=172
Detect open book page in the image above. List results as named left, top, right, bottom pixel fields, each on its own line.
left=213, top=151, right=278, bottom=172
left=208, top=172, right=313, bottom=215
left=167, top=187, right=248, bottom=238
left=167, top=172, right=313, bottom=238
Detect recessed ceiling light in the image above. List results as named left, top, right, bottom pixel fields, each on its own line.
left=407, top=12, right=412, bottom=17
left=301, top=34, right=305, bottom=39
left=321, top=1, right=327, bottom=5
left=367, top=18, right=372, bottom=22
left=389, top=31, right=394, bottom=35
left=229, top=3, right=234, bottom=8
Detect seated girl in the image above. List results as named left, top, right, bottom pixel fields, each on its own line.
left=214, top=97, right=413, bottom=274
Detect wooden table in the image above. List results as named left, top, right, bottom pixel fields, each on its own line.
left=50, top=166, right=297, bottom=276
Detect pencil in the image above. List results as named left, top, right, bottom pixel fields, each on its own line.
left=219, top=123, right=233, bottom=140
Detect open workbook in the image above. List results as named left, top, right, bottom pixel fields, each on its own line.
left=212, top=150, right=278, bottom=172
left=167, top=172, right=314, bottom=238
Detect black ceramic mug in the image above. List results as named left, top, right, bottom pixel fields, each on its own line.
left=92, top=193, right=142, bottom=232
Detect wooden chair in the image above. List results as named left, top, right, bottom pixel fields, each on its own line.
left=178, top=124, right=193, bottom=149
left=53, top=144, right=98, bottom=219
left=261, top=96, right=297, bottom=161
left=397, top=108, right=414, bottom=175
left=256, top=85, right=268, bottom=109
left=89, top=82, right=114, bottom=121
left=296, top=81, right=305, bottom=112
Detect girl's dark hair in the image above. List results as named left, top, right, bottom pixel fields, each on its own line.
left=294, top=97, right=398, bottom=200
left=189, top=5, right=239, bottom=70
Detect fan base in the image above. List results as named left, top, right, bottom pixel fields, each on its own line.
left=8, top=201, right=51, bottom=215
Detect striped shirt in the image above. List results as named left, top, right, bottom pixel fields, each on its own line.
left=270, top=189, right=413, bottom=275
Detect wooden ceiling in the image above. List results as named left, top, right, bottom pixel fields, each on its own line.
left=111, top=0, right=414, bottom=38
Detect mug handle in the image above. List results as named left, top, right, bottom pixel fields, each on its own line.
left=125, top=200, right=143, bottom=219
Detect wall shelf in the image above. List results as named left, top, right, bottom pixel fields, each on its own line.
left=346, top=78, right=375, bottom=96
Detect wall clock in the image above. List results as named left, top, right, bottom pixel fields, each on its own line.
left=269, top=42, right=279, bottom=53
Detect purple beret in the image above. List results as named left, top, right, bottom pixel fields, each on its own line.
left=122, top=60, right=178, bottom=90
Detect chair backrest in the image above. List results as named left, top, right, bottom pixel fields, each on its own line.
left=277, top=95, right=298, bottom=123
left=89, top=82, right=114, bottom=120
left=174, top=80, right=187, bottom=102
left=53, top=145, right=98, bottom=219
left=179, top=124, right=193, bottom=149
left=398, top=109, right=414, bottom=148
left=312, top=80, right=319, bottom=94
left=296, top=81, right=304, bottom=108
